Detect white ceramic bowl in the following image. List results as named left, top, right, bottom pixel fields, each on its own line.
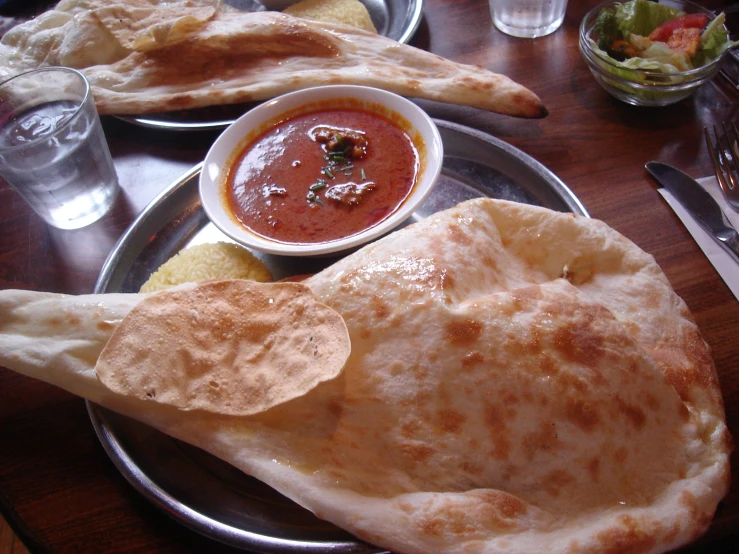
left=199, top=85, right=443, bottom=256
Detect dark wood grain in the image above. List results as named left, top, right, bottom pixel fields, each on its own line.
left=1, top=1, right=738, bottom=552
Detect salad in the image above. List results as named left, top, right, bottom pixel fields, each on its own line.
left=591, top=0, right=737, bottom=73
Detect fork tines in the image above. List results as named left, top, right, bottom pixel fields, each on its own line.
left=704, top=121, right=739, bottom=212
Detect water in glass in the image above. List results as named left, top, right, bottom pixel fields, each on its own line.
left=490, top=0, right=567, bottom=38
left=0, top=98, right=119, bottom=229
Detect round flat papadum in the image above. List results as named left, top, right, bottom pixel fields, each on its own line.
left=95, top=280, right=350, bottom=416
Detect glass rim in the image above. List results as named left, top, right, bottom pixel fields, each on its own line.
left=0, top=66, right=92, bottom=154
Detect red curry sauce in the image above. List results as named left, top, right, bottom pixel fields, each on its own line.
left=226, top=109, right=419, bottom=244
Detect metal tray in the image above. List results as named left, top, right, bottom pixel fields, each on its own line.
left=118, top=0, right=424, bottom=132
left=90, top=119, right=588, bottom=552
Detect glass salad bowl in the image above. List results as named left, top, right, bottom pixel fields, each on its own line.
left=579, top=0, right=737, bottom=107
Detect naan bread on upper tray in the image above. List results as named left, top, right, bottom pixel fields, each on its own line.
left=0, top=0, right=546, bottom=118
left=0, top=198, right=730, bottom=554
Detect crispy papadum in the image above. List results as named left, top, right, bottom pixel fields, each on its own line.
left=96, top=280, right=350, bottom=416
left=0, top=198, right=730, bottom=553
left=0, top=0, right=546, bottom=118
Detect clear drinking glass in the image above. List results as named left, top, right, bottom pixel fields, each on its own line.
left=0, top=67, right=119, bottom=230
left=490, top=0, right=568, bottom=38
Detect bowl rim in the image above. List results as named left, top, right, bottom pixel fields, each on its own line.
left=579, top=0, right=727, bottom=79
left=199, top=84, right=444, bottom=257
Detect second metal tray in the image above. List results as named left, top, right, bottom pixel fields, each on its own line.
left=90, top=119, right=588, bottom=553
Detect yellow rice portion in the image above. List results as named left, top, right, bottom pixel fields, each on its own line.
left=140, top=242, right=273, bottom=293
left=284, top=0, right=378, bottom=33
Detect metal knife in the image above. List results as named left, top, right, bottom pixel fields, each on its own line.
left=646, top=161, right=739, bottom=265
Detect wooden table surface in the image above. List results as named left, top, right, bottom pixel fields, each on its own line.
left=1, top=0, right=738, bottom=552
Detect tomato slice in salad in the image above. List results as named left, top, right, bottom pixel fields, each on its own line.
left=647, top=13, right=709, bottom=43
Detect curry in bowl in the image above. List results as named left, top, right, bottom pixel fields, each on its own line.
left=200, top=85, right=443, bottom=256
left=227, top=105, right=419, bottom=245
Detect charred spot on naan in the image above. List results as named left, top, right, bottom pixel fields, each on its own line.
left=593, top=514, right=663, bottom=554
left=409, top=490, right=543, bottom=538
left=651, top=324, right=724, bottom=408
left=453, top=75, right=548, bottom=119
left=445, top=318, right=484, bottom=347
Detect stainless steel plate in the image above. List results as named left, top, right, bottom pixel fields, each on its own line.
left=117, top=0, right=424, bottom=132
left=90, top=120, right=588, bottom=552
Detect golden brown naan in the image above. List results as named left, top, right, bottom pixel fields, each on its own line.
left=0, top=199, right=730, bottom=553
left=0, top=0, right=546, bottom=118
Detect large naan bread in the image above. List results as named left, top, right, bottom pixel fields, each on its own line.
left=0, top=198, right=730, bottom=553
left=0, top=0, right=546, bottom=118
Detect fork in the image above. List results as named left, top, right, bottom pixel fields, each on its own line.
left=704, top=122, right=739, bottom=213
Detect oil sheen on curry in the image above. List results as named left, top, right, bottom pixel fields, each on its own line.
left=226, top=108, right=419, bottom=244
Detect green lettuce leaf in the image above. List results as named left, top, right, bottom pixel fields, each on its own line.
left=595, top=8, right=621, bottom=49
left=588, top=38, right=684, bottom=73
left=635, top=42, right=692, bottom=70
left=615, top=0, right=683, bottom=39
left=696, top=12, right=739, bottom=66
left=585, top=37, right=693, bottom=104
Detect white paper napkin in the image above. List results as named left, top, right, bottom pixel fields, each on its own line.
left=658, top=176, right=739, bottom=301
